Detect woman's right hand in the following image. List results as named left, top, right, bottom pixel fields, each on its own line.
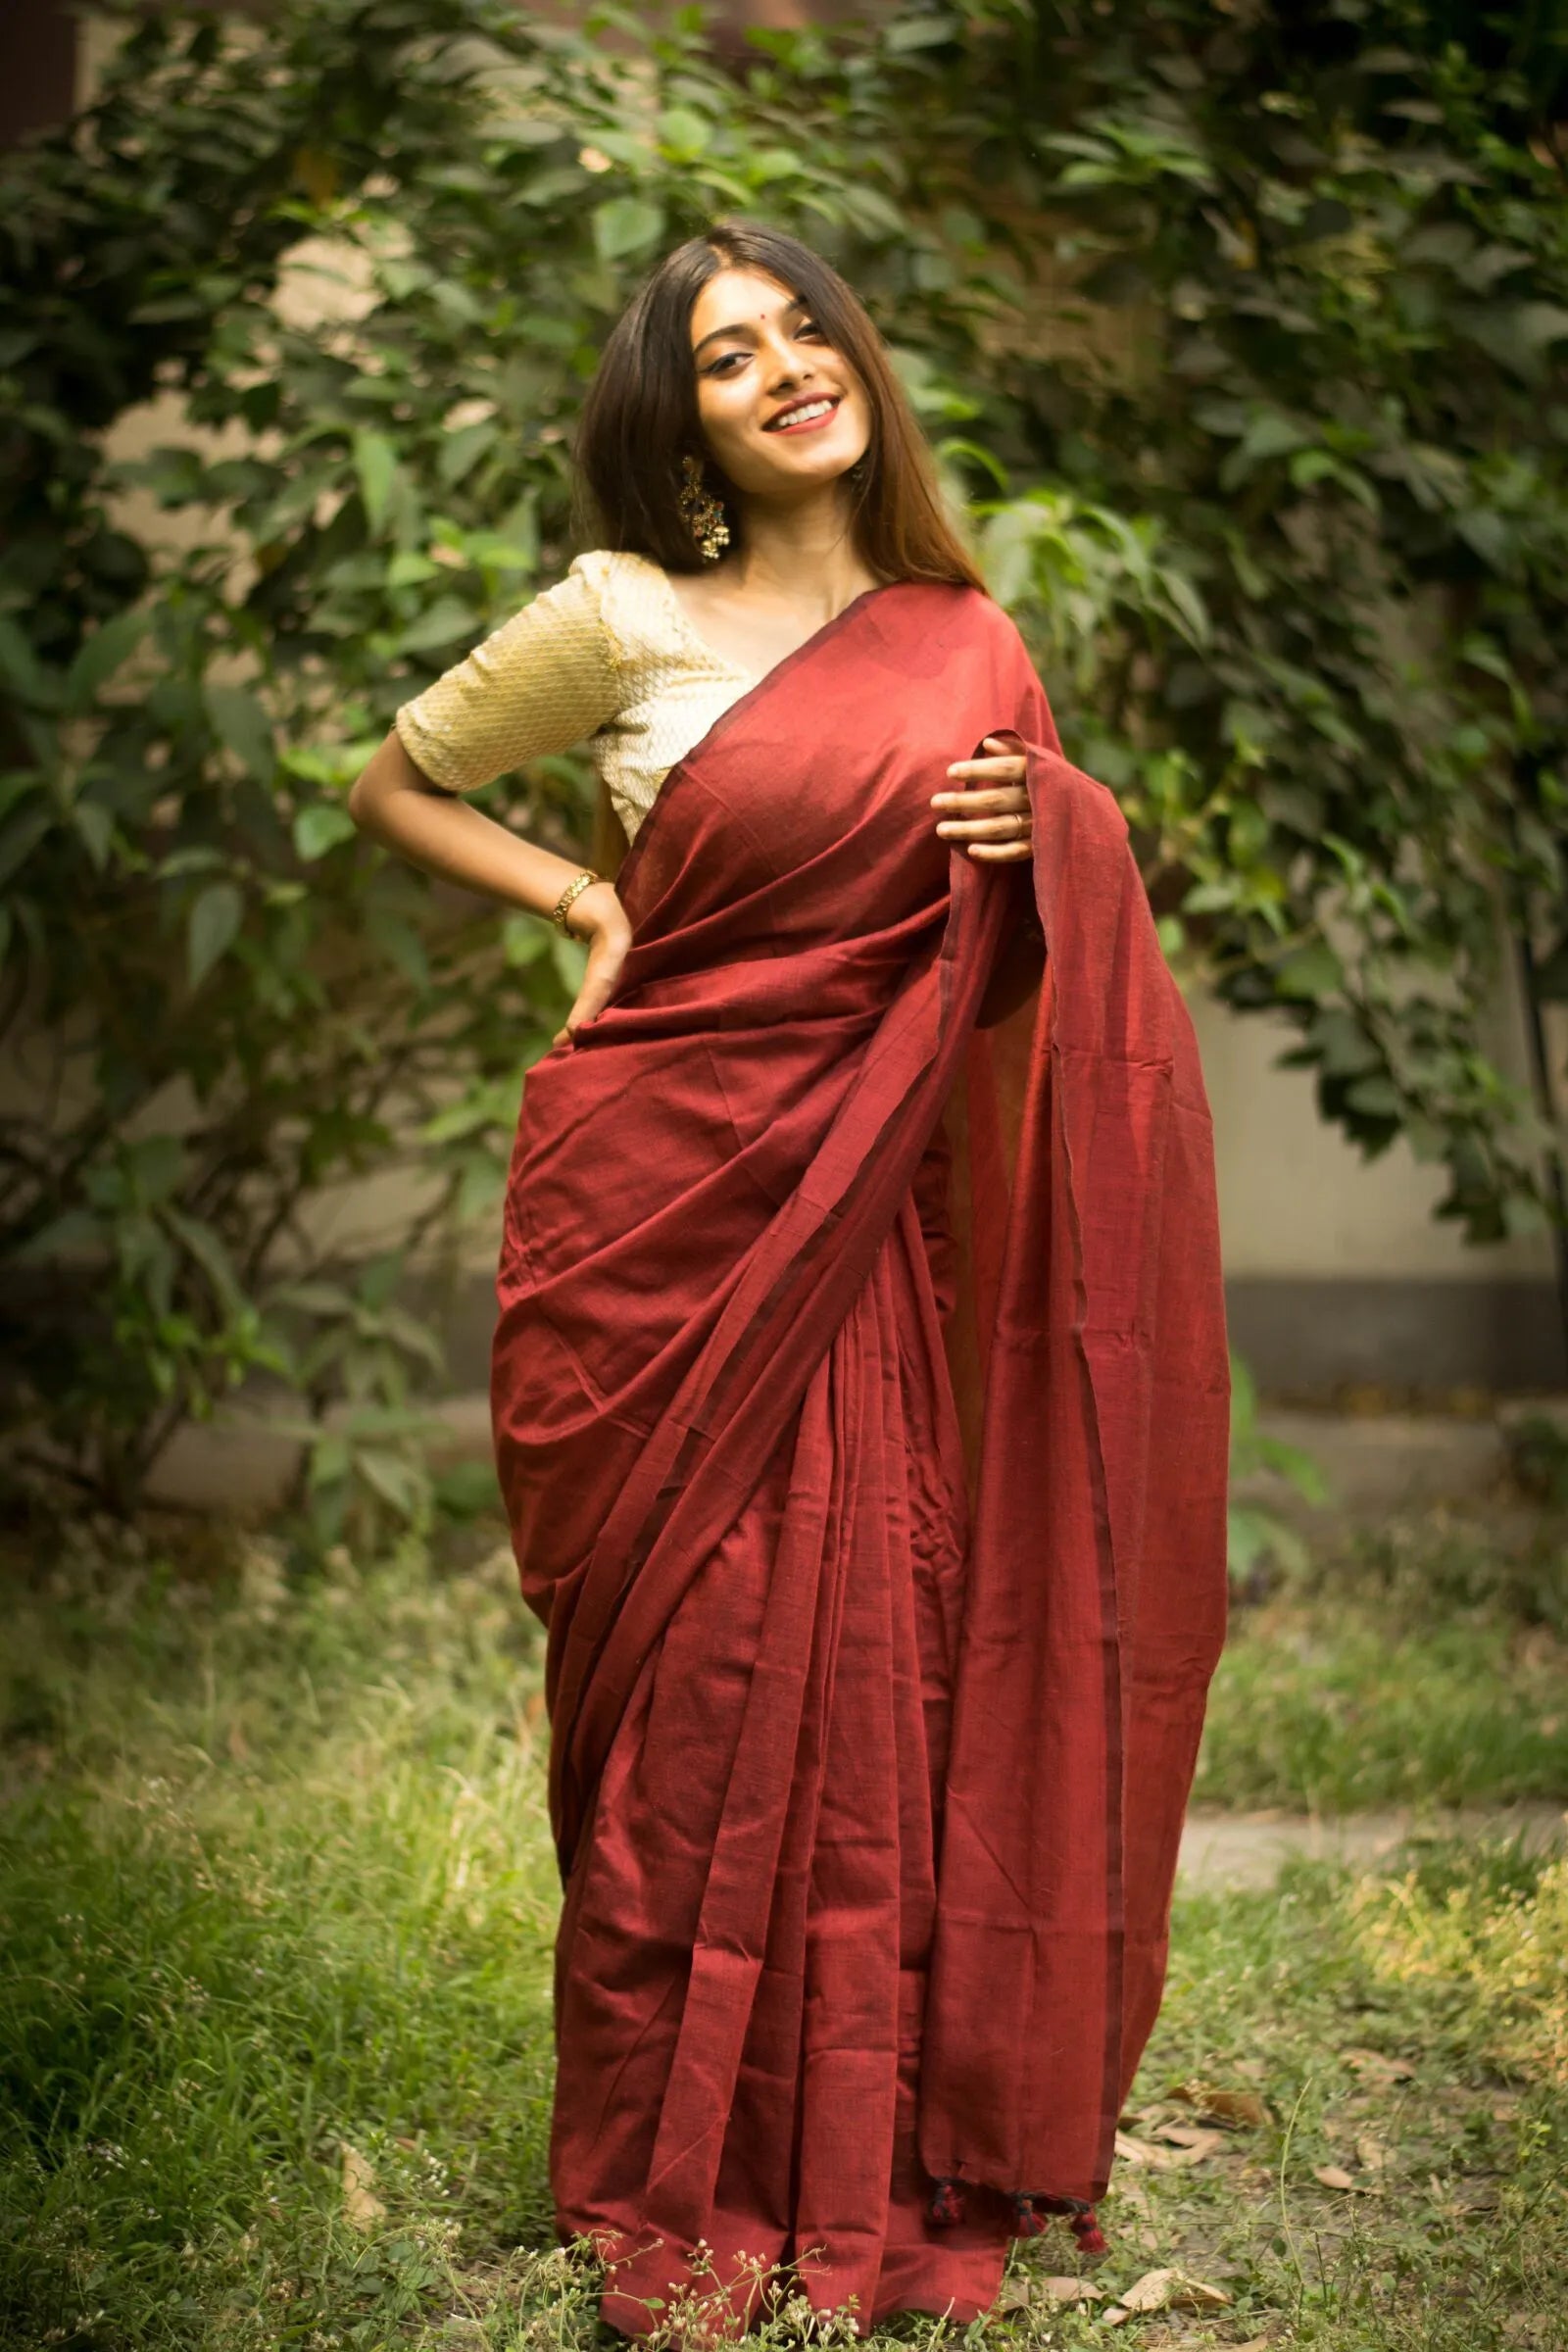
left=554, top=882, right=632, bottom=1046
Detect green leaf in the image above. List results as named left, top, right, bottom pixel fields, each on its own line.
left=355, top=1446, right=426, bottom=1518
left=354, top=427, right=399, bottom=534
left=65, top=609, right=151, bottom=713
left=1309, top=1011, right=1382, bottom=1078
left=593, top=196, right=664, bottom=265
left=1512, top=303, right=1568, bottom=351
left=658, top=104, right=710, bottom=157
left=0, top=797, right=54, bottom=888
left=0, top=617, right=57, bottom=710
left=73, top=799, right=115, bottom=869
left=15, top=1207, right=105, bottom=1265
left=205, top=684, right=274, bottom=780
left=1345, top=1075, right=1401, bottom=1119
left=1274, top=943, right=1344, bottom=999
left=397, top=599, right=475, bottom=655
left=433, top=1457, right=502, bottom=1519
left=884, top=13, right=956, bottom=50
left=294, top=802, right=359, bottom=861
left=386, top=551, right=440, bottom=589
left=366, top=907, right=430, bottom=988
left=187, top=880, right=244, bottom=991
left=437, top=420, right=497, bottom=489
left=502, top=912, right=551, bottom=965
left=163, top=1206, right=246, bottom=1308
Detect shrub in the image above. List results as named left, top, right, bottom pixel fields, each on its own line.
left=4, top=0, right=1567, bottom=1522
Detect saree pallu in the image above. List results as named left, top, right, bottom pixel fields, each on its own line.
left=491, top=580, right=1230, bottom=2334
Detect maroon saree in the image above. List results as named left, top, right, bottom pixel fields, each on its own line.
left=491, top=580, right=1229, bottom=2334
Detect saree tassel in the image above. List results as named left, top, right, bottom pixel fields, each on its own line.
left=927, top=2177, right=966, bottom=2229
left=1009, top=2194, right=1106, bottom=2255
left=1008, top=2191, right=1048, bottom=2239
left=1070, top=2209, right=1106, bottom=2257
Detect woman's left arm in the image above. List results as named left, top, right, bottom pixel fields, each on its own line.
left=930, top=734, right=1032, bottom=861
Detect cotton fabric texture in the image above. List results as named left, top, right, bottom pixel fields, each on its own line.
left=394, top=548, right=761, bottom=843
left=399, top=569, right=1230, bottom=2335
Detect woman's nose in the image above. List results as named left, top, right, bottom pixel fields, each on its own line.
left=760, top=333, right=811, bottom=391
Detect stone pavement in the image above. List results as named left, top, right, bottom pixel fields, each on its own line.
left=1178, top=1801, right=1568, bottom=1890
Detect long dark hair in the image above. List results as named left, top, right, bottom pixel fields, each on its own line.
left=573, top=219, right=986, bottom=593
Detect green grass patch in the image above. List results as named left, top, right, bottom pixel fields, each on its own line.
left=1, top=1513, right=1564, bottom=2349
left=1198, top=1508, right=1568, bottom=1812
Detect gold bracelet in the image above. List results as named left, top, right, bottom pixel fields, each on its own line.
left=550, top=869, right=600, bottom=933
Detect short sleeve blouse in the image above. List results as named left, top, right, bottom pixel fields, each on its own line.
left=393, top=548, right=755, bottom=844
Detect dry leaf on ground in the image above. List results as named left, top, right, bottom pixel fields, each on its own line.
left=340, top=2143, right=386, bottom=2231
left=1040, top=2278, right=1104, bottom=2305
left=1169, top=2082, right=1270, bottom=2129
left=1340, top=2046, right=1415, bottom=2084
left=1003, top=2276, right=1104, bottom=2314
left=1153, top=2124, right=1231, bottom=2164
left=1116, top=2120, right=1226, bottom=2168
left=1115, top=2267, right=1232, bottom=2314
left=1313, top=2162, right=1381, bottom=2195
left=1355, top=2134, right=1391, bottom=2171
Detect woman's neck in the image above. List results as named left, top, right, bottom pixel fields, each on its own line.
left=724, top=488, right=882, bottom=613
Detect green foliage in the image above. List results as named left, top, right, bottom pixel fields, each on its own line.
left=5, top=0, right=1568, bottom=1516
left=928, top=0, right=1568, bottom=1244
left=1227, top=1352, right=1330, bottom=1587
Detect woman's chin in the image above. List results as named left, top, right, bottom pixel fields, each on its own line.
left=747, top=453, right=866, bottom=502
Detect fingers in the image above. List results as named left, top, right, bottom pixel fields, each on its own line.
left=938, top=816, right=1032, bottom=845
left=964, top=839, right=1034, bottom=862
left=554, top=941, right=628, bottom=1046
left=941, top=759, right=1027, bottom=788
left=932, top=789, right=1030, bottom=816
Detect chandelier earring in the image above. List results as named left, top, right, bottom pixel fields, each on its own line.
left=678, top=453, right=731, bottom=564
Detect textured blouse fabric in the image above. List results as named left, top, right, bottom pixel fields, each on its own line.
left=393, top=548, right=755, bottom=844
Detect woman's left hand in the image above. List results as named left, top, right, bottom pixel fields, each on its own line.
left=931, top=736, right=1033, bottom=861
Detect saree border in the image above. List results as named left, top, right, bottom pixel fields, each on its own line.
left=609, top=577, right=927, bottom=909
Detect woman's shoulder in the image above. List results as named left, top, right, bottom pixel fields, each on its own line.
left=896, top=575, right=1030, bottom=664
left=954, top=580, right=1036, bottom=669
left=564, top=547, right=684, bottom=669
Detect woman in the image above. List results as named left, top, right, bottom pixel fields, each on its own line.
left=349, top=220, right=1229, bottom=2337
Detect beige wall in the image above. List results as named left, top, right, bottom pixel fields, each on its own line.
left=1194, top=986, right=1552, bottom=1285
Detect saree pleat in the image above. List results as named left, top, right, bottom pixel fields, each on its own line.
left=492, top=582, right=1229, bottom=2331
left=553, top=1202, right=1006, bottom=2331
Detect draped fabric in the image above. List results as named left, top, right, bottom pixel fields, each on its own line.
left=490, top=580, right=1230, bottom=2335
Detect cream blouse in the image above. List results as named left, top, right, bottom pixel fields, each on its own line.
left=393, top=548, right=759, bottom=843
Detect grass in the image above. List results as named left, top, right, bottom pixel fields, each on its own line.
left=0, top=1505, right=1565, bottom=2350
left=1196, top=1507, right=1568, bottom=1812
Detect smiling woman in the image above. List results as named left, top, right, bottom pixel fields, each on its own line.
left=572, top=219, right=983, bottom=615
left=344, top=219, right=1230, bottom=2340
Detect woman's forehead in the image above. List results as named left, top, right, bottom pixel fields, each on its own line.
left=689, top=267, right=804, bottom=343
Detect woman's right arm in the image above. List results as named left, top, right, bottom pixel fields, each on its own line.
left=346, top=561, right=631, bottom=1039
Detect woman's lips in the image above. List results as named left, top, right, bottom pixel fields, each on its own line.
left=763, top=397, right=843, bottom=436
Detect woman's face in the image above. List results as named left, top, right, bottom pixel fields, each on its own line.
left=688, top=265, right=872, bottom=505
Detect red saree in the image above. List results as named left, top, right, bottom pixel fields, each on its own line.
left=491, top=580, right=1229, bottom=2334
